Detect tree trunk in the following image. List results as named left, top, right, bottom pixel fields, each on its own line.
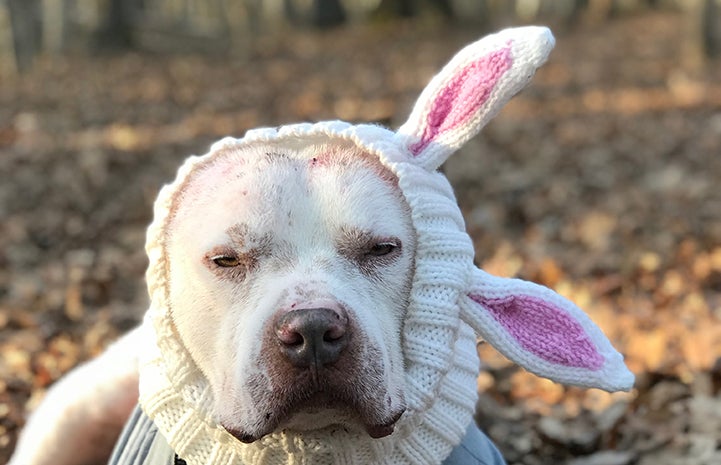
left=374, top=0, right=417, bottom=18
left=313, top=0, right=346, bottom=28
left=94, top=0, right=137, bottom=49
left=7, top=0, right=42, bottom=72
left=702, top=0, right=721, bottom=58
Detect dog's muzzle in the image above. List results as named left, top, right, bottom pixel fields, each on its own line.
left=220, top=302, right=405, bottom=443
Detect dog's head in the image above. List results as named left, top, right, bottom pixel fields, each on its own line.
left=141, top=26, right=634, bottom=464
left=164, top=143, right=413, bottom=441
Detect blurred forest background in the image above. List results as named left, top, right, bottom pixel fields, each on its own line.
left=1, top=1, right=721, bottom=464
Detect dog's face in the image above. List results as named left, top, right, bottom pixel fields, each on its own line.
left=164, top=141, right=415, bottom=443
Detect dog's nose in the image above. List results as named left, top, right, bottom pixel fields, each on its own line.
left=275, top=307, right=349, bottom=367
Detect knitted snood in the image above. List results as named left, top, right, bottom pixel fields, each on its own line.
left=138, top=27, right=634, bottom=465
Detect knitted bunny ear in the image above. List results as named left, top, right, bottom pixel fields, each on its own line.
left=459, top=268, right=635, bottom=392
left=396, top=26, right=554, bottom=171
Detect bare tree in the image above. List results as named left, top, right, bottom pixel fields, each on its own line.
left=702, top=0, right=721, bottom=58
left=7, top=0, right=42, bottom=72
left=682, top=0, right=721, bottom=70
left=313, top=0, right=346, bottom=27
left=94, top=0, right=139, bottom=49
left=373, top=0, right=453, bottom=18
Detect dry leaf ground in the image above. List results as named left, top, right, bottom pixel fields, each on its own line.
left=1, top=10, right=720, bottom=465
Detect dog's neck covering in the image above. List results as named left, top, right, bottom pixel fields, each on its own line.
left=140, top=27, right=634, bottom=465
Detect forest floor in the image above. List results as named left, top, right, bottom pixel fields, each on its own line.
left=1, top=10, right=720, bottom=465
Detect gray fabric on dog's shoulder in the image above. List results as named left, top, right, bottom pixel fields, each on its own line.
left=109, top=405, right=506, bottom=465
left=107, top=404, right=174, bottom=465
left=441, top=423, right=506, bottom=465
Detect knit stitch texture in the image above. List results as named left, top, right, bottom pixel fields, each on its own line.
left=138, top=26, right=634, bottom=465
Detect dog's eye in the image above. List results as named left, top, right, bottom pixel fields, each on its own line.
left=211, top=254, right=241, bottom=267
left=366, top=241, right=398, bottom=257
left=338, top=230, right=402, bottom=272
left=205, top=248, right=259, bottom=281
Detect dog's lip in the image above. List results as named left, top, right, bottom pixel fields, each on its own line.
left=364, top=408, right=406, bottom=439
left=365, top=423, right=396, bottom=439
left=223, top=425, right=260, bottom=444
left=222, top=404, right=406, bottom=443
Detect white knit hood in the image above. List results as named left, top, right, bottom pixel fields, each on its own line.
left=138, top=27, right=635, bottom=465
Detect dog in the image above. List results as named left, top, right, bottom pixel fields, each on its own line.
left=9, top=26, right=633, bottom=465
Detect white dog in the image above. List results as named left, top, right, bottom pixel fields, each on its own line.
left=10, top=27, right=633, bottom=465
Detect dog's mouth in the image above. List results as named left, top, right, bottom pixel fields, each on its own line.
left=219, top=344, right=406, bottom=443
left=222, top=387, right=406, bottom=443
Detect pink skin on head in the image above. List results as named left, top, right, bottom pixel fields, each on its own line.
left=469, top=294, right=605, bottom=370
left=410, top=45, right=513, bottom=155
left=306, top=149, right=400, bottom=189
left=177, top=152, right=249, bottom=208
left=308, top=154, right=333, bottom=168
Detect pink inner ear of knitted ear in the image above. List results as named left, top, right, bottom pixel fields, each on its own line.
left=469, top=294, right=605, bottom=370
left=409, top=44, right=513, bottom=156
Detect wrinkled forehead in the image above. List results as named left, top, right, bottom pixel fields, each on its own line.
left=165, top=139, right=407, bottom=239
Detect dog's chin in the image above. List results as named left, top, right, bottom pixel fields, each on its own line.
left=279, top=405, right=403, bottom=439
left=220, top=391, right=405, bottom=444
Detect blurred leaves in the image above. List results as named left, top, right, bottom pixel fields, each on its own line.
left=2, top=9, right=721, bottom=465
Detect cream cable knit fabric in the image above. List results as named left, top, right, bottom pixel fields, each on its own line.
left=138, top=26, right=634, bottom=465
